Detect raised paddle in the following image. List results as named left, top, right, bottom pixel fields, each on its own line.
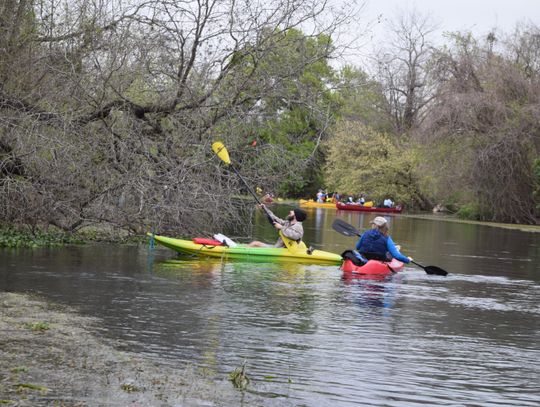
left=331, top=218, right=448, bottom=276
left=212, top=141, right=305, bottom=252
left=212, top=141, right=263, bottom=206
left=212, top=141, right=280, bottom=227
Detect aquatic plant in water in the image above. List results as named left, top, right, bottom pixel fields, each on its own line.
left=0, top=227, right=82, bottom=248
left=229, top=361, right=249, bottom=389
left=23, top=321, right=50, bottom=332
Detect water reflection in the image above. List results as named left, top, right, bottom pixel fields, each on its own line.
left=1, top=211, right=540, bottom=406
left=341, top=273, right=405, bottom=309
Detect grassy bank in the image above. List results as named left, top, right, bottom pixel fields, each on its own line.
left=0, top=292, right=261, bottom=405
left=402, top=213, right=540, bottom=233
left=2, top=208, right=538, bottom=250
left=0, top=226, right=146, bottom=248
left=0, top=227, right=83, bottom=248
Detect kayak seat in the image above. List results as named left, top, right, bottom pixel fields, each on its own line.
left=279, top=231, right=308, bottom=254
left=341, top=250, right=367, bottom=266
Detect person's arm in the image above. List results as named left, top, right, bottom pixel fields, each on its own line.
left=386, top=236, right=411, bottom=263
left=261, top=205, right=285, bottom=225
left=355, top=233, right=365, bottom=250
left=281, top=222, right=303, bottom=241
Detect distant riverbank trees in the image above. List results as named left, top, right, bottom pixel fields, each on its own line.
left=324, top=18, right=540, bottom=224
left=1, top=2, right=538, bottom=238
left=417, top=31, right=540, bottom=223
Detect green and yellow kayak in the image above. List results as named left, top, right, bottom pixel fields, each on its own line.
left=149, top=234, right=343, bottom=265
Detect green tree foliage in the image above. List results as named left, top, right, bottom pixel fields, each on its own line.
left=324, top=120, right=422, bottom=206
left=0, top=0, right=349, bottom=235
left=420, top=29, right=540, bottom=223
left=335, top=65, right=393, bottom=133
left=228, top=29, right=341, bottom=197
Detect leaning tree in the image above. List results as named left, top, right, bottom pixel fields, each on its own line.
left=0, top=0, right=356, bottom=235
left=420, top=29, right=540, bottom=224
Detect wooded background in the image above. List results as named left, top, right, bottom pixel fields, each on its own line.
left=1, top=0, right=539, bottom=237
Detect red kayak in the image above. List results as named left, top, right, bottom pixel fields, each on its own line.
left=340, top=258, right=404, bottom=276
left=336, top=202, right=403, bottom=213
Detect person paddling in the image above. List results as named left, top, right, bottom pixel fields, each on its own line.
left=354, top=216, right=412, bottom=264
left=248, top=205, right=307, bottom=248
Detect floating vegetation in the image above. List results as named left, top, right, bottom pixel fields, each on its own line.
left=1, top=291, right=267, bottom=405
left=121, top=383, right=141, bottom=393
left=23, top=321, right=50, bottom=332
left=229, top=361, right=249, bottom=390
left=0, top=226, right=85, bottom=248
left=14, top=383, right=49, bottom=394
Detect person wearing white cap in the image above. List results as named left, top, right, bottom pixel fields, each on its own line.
left=354, top=216, right=413, bottom=264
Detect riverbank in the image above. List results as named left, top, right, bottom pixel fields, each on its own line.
left=402, top=213, right=540, bottom=233
left=0, top=292, right=259, bottom=406
left=2, top=207, right=539, bottom=250
left=0, top=225, right=142, bottom=248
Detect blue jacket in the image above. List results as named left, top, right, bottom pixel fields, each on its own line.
left=355, top=229, right=410, bottom=263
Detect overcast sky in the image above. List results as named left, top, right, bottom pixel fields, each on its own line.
left=337, top=0, right=539, bottom=65
left=365, top=0, right=538, bottom=34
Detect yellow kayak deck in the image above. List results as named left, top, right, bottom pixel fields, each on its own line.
left=299, top=199, right=336, bottom=209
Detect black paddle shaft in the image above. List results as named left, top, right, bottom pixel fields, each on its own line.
left=230, top=164, right=261, bottom=205
left=331, top=219, right=448, bottom=276
left=229, top=164, right=274, bottom=226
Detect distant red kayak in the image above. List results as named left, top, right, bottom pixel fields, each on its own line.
left=340, top=258, right=404, bottom=276
left=336, top=202, right=403, bottom=213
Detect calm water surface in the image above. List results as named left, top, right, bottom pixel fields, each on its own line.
left=1, top=208, right=540, bottom=406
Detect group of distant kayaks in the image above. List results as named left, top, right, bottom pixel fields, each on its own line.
left=299, top=199, right=403, bottom=213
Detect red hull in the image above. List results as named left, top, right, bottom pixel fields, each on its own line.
left=340, top=258, right=404, bottom=275
left=336, top=202, right=403, bottom=213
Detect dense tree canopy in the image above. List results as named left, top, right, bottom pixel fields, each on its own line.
left=324, top=121, right=423, bottom=207
left=418, top=30, right=540, bottom=223
left=0, top=0, right=353, bottom=235
left=1, top=1, right=538, bottom=235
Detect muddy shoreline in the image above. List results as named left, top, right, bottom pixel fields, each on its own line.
left=0, top=292, right=260, bottom=406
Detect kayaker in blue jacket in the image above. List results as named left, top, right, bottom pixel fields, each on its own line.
left=355, top=216, right=412, bottom=264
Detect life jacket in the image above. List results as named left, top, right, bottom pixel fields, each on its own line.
left=357, top=229, right=388, bottom=260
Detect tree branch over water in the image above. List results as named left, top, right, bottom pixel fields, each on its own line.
left=0, top=0, right=355, bottom=234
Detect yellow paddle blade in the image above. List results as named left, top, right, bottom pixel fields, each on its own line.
left=212, top=141, right=231, bottom=165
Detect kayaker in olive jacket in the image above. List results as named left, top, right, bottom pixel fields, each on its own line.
left=354, top=216, right=412, bottom=264
left=248, top=205, right=306, bottom=248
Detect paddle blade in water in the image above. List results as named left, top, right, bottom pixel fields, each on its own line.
left=424, top=265, right=448, bottom=276
left=212, top=141, right=231, bottom=164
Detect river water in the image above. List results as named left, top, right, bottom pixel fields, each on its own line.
left=1, top=207, right=539, bottom=406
